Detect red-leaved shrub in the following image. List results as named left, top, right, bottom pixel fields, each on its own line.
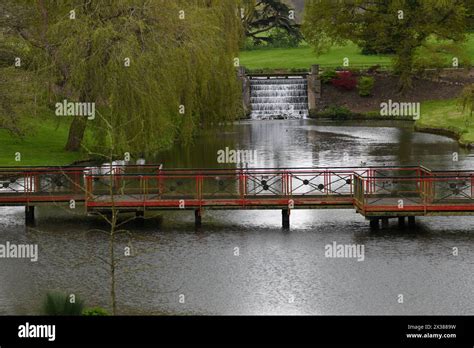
left=331, top=71, right=357, bottom=91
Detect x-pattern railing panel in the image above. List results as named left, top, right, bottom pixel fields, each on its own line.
left=431, top=177, right=474, bottom=203
left=356, top=172, right=474, bottom=212
left=0, top=172, right=29, bottom=195
left=246, top=173, right=284, bottom=196
left=290, top=172, right=353, bottom=196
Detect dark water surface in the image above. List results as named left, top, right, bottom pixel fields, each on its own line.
left=1, top=119, right=473, bottom=315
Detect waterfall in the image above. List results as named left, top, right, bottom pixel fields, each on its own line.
left=250, top=76, right=308, bottom=120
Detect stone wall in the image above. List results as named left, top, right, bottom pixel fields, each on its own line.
left=238, top=66, right=251, bottom=117
left=419, top=67, right=473, bottom=86
left=307, top=64, right=321, bottom=113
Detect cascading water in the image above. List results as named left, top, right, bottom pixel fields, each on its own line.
left=250, top=77, right=308, bottom=120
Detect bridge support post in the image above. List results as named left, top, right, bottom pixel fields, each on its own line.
left=136, top=210, right=144, bottom=223
left=398, top=217, right=406, bottom=228
left=282, top=209, right=290, bottom=229
left=408, top=216, right=416, bottom=227
left=25, top=206, right=35, bottom=226
left=195, top=209, right=202, bottom=228
left=381, top=218, right=389, bottom=228
left=369, top=218, right=379, bottom=230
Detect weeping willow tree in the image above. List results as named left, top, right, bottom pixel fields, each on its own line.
left=0, top=4, right=43, bottom=138
left=98, top=0, right=244, bottom=155
left=4, top=0, right=243, bottom=155
left=0, top=67, right=40, bottom=138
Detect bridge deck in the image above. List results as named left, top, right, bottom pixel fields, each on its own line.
left=1, top=165, right=474, bottom=220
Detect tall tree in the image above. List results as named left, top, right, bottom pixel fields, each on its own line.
left=302, top=0, right=469, bottom=92
left=241, top=0, right=302, bottom=45
left=3, top=0, right=243, bottom=155
left=0, top=2, right=41, bottom=137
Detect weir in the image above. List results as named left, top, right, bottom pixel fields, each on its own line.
left=238, top=65, right=321, bottom=119
left=249, top=76, right=309, bottom=119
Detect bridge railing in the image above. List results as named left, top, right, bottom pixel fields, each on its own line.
left=83, top=166, right=421, bottom=209
left=0, top=169, right=86, bottom=203
left=3, top=165, right=473, bottom=213
left=0, top=165, right=164, bottom=204
left=354, top=172, right=474, bottom=214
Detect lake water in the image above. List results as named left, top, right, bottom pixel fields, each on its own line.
left=1, top=119, right=473, bottom=315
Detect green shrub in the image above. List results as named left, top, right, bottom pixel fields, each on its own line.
left=42, top=292, right=84, bottom=316
left=363, top=111, right=381, bottom=118
left=320, top=69, right=337, bottom=84
left=83, top=307, right=109, bottom=316
left=349, top=68, right=361, bottom=76
left=357, top=76, right=375, bottom=96
left=321, top=105, right=353, bottom=119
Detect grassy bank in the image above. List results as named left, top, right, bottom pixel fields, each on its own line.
left=416, top=99, right=474, bottom=147
left=240, top=34, right=474, bottom=70
left=239, top=42, right=393, bottom=70
left=0, top=118, right=85, bottom=166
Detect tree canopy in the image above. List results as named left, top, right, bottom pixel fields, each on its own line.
left=302, top=0, right=469, bottom=92
left=1, top=0, right=243, bottom=156
left=241, top=0, right=302, bottom=45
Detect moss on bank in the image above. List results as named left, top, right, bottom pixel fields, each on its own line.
left=415, top=99, right=474, bottom=147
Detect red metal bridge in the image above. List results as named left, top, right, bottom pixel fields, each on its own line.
left=1, top=165, right=474, bottom=228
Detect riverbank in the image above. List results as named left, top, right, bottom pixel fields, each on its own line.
left=308, top=99, right=474, bottom=148
left=316, top=73, right=467, bottom=114
left=2, top=99, right=472, bottom=166
left=415, top=99, right=474, bottom=148
left=308, top=108, right=414, bottom=121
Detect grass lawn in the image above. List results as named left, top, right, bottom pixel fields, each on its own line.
left=466, top=33, right=474, bottom=60
left=240, top=42, right=393, bottom=70
left=417, top=99, right=474, bottom=146
left=0, top=118, right=85, bottom=166
left=240, top=34, right=474, bottom=70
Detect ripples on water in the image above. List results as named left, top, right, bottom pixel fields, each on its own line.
left=0, top=120, right=473, bottom=315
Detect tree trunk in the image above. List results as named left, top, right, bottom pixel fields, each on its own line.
left=395, top=46, right=414, bottom=96
left=65, top=42, right=93, bottom=152
left=110, top=228, right=116, bottom=315
left=65, top=114, right=87, bottom=151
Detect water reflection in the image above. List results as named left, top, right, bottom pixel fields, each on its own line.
left=156, top=119, right=472, bottom=169
left=0, top=119, right=473, bottom=315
